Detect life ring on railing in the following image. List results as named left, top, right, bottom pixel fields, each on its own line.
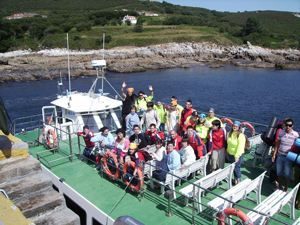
left=102, top=151, right=120, bottom=179
left=241, top=122, right=256, bottom=137
left=218, top=208, right=253, bottom=225
left=221, top=118, right=233, bottom=127
left=46, top=129, right=57, bottom=148
left=122, top=161, right=144, bottom=192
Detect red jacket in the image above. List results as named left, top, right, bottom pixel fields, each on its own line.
left=145, top=130, right=164, bottom=144
left=172, top=134, right=182, bottom=151
left=77, top=131, right=95, bottom=148
left=186, top=133, right=206, bottom=159
left=180, top=108, right=194, bottom=130
left=208, top=128, right=227, bottom=151
left=128, top=151, right=146, bottom=170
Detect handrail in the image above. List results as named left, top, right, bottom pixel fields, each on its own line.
left=0, top=189, right=10, bottom=199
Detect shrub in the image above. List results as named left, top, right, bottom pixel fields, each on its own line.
left=133, top=25, right=143, bottom=33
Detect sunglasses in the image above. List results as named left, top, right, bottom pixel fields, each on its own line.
left=285, top=124, right=293, bottom=127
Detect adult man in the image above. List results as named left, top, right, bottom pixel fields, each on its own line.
left=140, top=102, right=161, bottom=130
left=77, top=125, right=95, bottom=158
left=180, top=100, right=195, bottom=136
left=135, top=85, right=153, bottom=117
left=129, top=125, right=152, bottom=149
left=120, top=81, right=136, bottom=129
left=185, top=125, right=206, bottom=160
left=272, top=118, right=299, bottom=192
left=178, top=138, right=196, bottom=169
left=171, top=96, right=184, bottom=112
left=206, top=108, right=223, bottom=128
left=182, top=111, right=199, bottom=134
left=145, top=123, right=164, bottom=144
left=153, top=100, right=167, bottom=132
left=166, top=101, right=181, bottom=134
left=170, top=130, right=182, bottom=151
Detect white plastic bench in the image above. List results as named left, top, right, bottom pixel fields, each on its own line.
left=208, top=171, right=266, bottom=219
left=179, top=162, right=236, bottom=212
left=248, top=183, right=300, bottom=225
left=186, top=154, right=209, bottom=178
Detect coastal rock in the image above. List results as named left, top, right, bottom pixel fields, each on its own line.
left=0, top=42, right=300, bottom=82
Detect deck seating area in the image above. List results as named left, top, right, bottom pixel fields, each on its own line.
left=178, top=162, right=235, bottom=212
left=148, top=155, right=209, bottom=199
left=247, top=183, right=300, bottom=225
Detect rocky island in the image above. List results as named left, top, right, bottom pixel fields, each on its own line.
left=0, top=42, right=299, bottom=83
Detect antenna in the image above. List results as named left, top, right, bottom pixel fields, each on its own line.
left=67, top=33, right=71, bottom=92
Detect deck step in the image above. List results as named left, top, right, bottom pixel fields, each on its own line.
left=0, top=172, right=52, bottom=200
left=30, top=207, right=80, bottom=225
left=14, top=189, right=65, bottom=219
left=0, top=156, right=41, bottom=183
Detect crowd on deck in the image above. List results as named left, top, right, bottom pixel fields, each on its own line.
left=77, top=82, right=300, bottom=208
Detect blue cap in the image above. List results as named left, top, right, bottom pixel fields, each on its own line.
left=209, top=108, right=214, bottom=112
left=233, top=121, right=242, bottom=127
left=199, top=113, right=206, bottom=118
left=156, top=99, right=161, bottom=103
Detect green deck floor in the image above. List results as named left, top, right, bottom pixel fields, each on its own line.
left=16, top=131, right=300, bottom=225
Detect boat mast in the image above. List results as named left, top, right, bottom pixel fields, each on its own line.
left=102, top=32, right=105, bottom=94
left=67, top=33, right=71, bottom=92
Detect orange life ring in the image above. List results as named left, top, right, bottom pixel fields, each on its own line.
left=122, top=161, right=144, bottom=192
left=46, top=129, right=57, bottom=148
left=218, top=208, right=253, bottom=225
left=221, top=118, right=233, bottom=127
left=102, top=151, right=120, bottom=179
left=241, top=122, right=256, bottom=137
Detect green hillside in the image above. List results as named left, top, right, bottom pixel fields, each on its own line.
left=0, top=0, right=299, bottom=52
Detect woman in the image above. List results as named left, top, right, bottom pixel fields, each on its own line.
left=151, top=139, right=167, bottom=162
left=195, top=113, right=209, bottom=143
left=208, top=120, right=227, bottom=172
left=122, top=143, right=145, bottom=186
left=126, top=105, right=140, bottom=136
left=121, top=81, right=137, bottom=130
left=153, top=141, right=180, bottom=184
left=111, top=129, right=130, bottom=159
left=227, top=121, right=246, bottom=184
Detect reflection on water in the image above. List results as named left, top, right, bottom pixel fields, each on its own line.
left=1, top=65, right=299, bottom=131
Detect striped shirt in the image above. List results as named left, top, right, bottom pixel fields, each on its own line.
left=278, top=130, right=299, bottom=155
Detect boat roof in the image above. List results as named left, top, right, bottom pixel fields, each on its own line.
left=51, top=93, right=122, bottom=113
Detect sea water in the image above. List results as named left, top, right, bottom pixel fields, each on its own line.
left=1, top=64, right=299, bottom=131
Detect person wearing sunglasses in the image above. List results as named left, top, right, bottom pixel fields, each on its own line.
left=272, top=118, right=299, bottom=193
left=134, top=85, right=153, bottom=118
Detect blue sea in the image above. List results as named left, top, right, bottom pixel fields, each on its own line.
left=1, top=64, right=300, bottom=131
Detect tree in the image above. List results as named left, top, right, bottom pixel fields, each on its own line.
left=242, top=17, right=262, bottom=36
left=126, top=19, right=131, bottom=26
left=133, top=25, right=143, bottom=33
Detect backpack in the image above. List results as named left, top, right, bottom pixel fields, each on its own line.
left=138, top=149, right=153, bottom=162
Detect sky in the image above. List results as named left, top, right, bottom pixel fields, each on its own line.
left=160, top=0, right=300, bottom=13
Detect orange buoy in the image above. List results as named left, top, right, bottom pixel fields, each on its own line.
left=218, top=208, right=253, bottom=225
left=221, top=118, right=233, bottom=127
left=46, top=129, right=57, bottom=148
left=122, top=161, right=144, bottom=192
left=241, top=122, right=256, bottom=137
left=102, top=151, right=120, bottom=179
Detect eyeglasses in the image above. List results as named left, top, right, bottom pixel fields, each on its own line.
left=286, top=124, right=293, bottom=127
left=139, top=95, right=143, bottom=96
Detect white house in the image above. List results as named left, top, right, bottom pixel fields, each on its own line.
left=122, top=15, right=137, bottom=24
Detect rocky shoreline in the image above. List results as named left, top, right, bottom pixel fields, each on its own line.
left=0, top=42, right=299, bottom=82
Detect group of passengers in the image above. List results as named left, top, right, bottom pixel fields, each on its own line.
left=78, top=82, right=251, bottom=187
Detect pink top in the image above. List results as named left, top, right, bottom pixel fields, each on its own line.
left=278, top=130, right=299, bottom=155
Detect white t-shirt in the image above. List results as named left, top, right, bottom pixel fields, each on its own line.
left=170, top=111, right=177, bottom=131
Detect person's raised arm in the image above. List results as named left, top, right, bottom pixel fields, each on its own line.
left=121, top=81, right=127, bottom=99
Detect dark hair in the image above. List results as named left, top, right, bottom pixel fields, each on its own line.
left=130, top=105, right=136, bottom=111
left=126, top=93, right=138, bottom=102
left=181, top=137, right=190, bottom=144
left=285, top=118, right=294, bottom=125
left=99, top=126, right=109, bottom=133
left=167, top=141, right=175, bottom=146
left=138, top=91, right=145, bottom=95
left=83, top=125, right=89, bottom=130
left=155, top=139, right=163, bottom=145
left=116, top=128, right=125, bottom=137
left=128, top=147, right=137, bottom=156
left=150, top=123, right=156, bottom=128
left=147, top=102, right=154, bottom=108
left=186, top=100, right=192, bottom=104
left=133, top=125, right=140, bottom=130
left=171, top=96, right=177, bottom=100
left=186, top=125, right=194, bottom=130
left=212, top=120, right=221, bottom=128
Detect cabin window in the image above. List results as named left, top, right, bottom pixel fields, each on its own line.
left=81, top=115, right=99, bottom=134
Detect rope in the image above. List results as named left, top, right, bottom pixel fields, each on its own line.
left=105, top=175, right=135, bottom=225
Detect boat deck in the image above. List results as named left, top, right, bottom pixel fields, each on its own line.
left=16, top=130, right=300, bottom=225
